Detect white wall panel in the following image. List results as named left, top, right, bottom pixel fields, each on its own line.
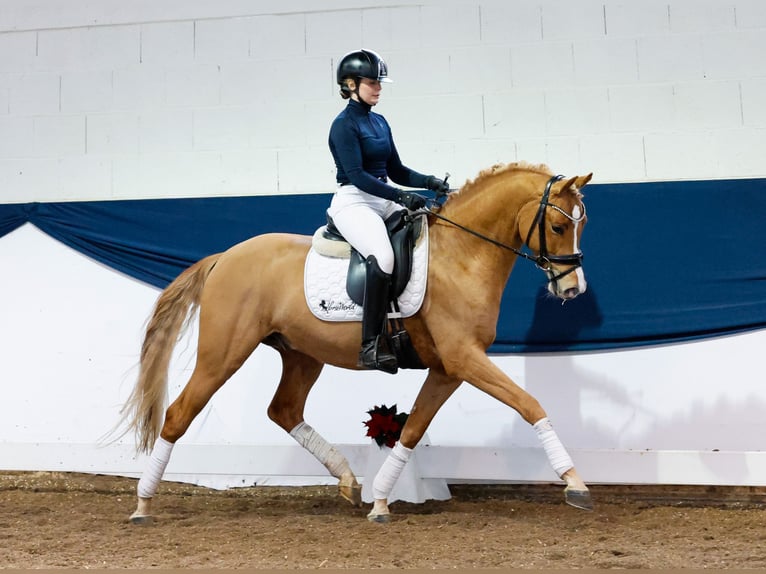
left=164, top=64, right=220, bottom=107
left=111, top=151, right=221, bottom=199
left=483, top=90, right=546, bottom=139
left=672, top=81, right=742, bottom=129
left=193, top=107, right=253, bottom=151
left=194, top=18, right=252, bottom=63
left=605, top=2, right=670, bottom=37
left=573, top=38, right=638, bottom=86
left=541, top=1, right=605, bottom=41
left=480, top=2, right=542, bottom=44
left=0, top=0, right=763, bottom=202
left=361, top=6, right=422, bottom=52
left=544, top=87, right=610, bottom=136
left=249, top=14, right=306, bottom=58
left=7, top=73, right=60, bottom=115
left=36, top=26, right=139, bottom=71
left=137, top=108, right=193, bottom=153
left=33, top=115, right=85, bottom=157
left=608, top=84, right=675, bottom=132
left=578, top=133, right=646, bottom=182
left=702, top=30, right=766, bottom=79
left=0, top=31, right=36, bottom=73
left=61, top=70, right=113, bottom=113
left=712, top=128, right=766, bottom=177
left=420, top=4, right=481, bottom=48
left=644, top=131, right=718, bottom=180
left=219, top=149, right=279, bottom=195
left=448, top=46, right=513, bottom=95
left=305, top=11, right=363, bottom=56
left=139, top=21, right=194, bottom=65
left=112, top=65, right=165, bottom=110
left=277, top=146, right=335, bottom=194
left=511, top=42, right=575, bottom=88
left=637, top=35, right=705, bottom=83
left=86, top=112, right=140, bottom=155
left=0, top=84, right=8, bottom=115
left=0, top=158, right=58, bottom=202
left=0, top=116, right=35, bottom=157
left=669, top=2, right=735, bottom=33
left=741, top=79, right=766, bottom=127
left=58, top=155, right=113, bottom=199
left=735, top=0, right=766, bottom=28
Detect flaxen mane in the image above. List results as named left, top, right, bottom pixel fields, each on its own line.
left=448, top=161, right=554, bottom=202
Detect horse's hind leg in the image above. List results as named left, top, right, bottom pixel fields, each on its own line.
left=128, top=362, right=234, bottom=524
left=367, top=368, right=462, bottom=522
left=267, top=348, right=362, bottom=506
left=130, top=309, right=265, bottom=524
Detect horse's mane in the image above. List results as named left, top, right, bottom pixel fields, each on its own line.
left=456, top=161, right=553, bottom=197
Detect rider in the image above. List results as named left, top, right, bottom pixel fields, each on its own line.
left=327, top=49, right=449, bottom=374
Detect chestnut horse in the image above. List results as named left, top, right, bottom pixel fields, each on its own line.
left=121, top=162, right=593, bottom=523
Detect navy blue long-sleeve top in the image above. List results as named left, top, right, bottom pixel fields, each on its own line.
left=328, top=99, right=429, bottom=201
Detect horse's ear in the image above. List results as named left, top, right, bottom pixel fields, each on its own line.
left=557, top=176, right=579, bottom=194
left=576, top=173, right=593, bottom=189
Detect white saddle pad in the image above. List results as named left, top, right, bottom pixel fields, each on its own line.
left=304, top=222, right=429, bottom=322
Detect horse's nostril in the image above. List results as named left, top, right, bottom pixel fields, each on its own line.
left=564, top=287, right=580, bottom=299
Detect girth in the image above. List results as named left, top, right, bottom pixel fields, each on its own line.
left=324, top=210, right=424, bottom=305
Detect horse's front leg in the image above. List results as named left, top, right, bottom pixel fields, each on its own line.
left=268, top=349, right=362, bottom=506
left=445, top=346, right=593, bottom=511
left=367, top=368, right=462, bottom=523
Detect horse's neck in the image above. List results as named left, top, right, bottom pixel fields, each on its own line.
left=437, top=173, right=535, bottom=255
left=429, top=173, right=536, bottom=297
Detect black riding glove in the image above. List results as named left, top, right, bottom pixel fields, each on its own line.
left=425, top=175, right=450, bottom=194
left=396, top=191, right=427, bottom=211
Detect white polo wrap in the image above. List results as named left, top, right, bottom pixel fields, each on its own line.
left=371, top=442, right=413, bottom=500
left=534, top=417, right=574, bottom=478
left=136, top=436, right=174, bottom=499
left=290, top=421, right=351, bottom=478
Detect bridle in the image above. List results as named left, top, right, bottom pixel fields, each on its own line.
left=423, top=174, right=586, bottom=284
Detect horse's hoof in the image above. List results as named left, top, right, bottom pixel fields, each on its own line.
left=366, top=510, right=391, bottom=523
left=129, top=514, right=154, bottom=525
left=339, top=483, right=362, bottom=507
left=564, top=487, right=594, bottom=511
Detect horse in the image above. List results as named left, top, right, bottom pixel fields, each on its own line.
left=120, top=161, right=593, bottom=523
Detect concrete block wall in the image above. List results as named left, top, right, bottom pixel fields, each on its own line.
left=0, top=0, right=764, bottom=203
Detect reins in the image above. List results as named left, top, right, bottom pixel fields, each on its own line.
left=416, top=174, right=585, bottom=281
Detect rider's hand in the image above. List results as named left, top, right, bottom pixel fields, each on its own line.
left=425, top=175, right=450, bottom=194
left=396, top=191, right=427, bottom=211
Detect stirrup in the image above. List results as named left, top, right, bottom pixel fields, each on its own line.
left=358, top=337, right=398, bottom=374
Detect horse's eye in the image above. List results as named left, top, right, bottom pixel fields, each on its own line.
left=551, top=225, right=565, bottom=235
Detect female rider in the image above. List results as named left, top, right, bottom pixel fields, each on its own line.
left=327, top=49, right=449, bottom=374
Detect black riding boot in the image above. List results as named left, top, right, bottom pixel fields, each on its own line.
left=358, top=255, right=398, bottom=374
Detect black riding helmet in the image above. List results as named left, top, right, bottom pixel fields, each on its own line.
left=336, top=49, right=392, bottom=97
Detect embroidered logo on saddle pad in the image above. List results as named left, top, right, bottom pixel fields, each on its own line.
left=304, top=223, right=429, bottom=322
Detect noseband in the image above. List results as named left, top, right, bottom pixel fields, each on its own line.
left=425, top=174, right=586, bottom=283
left=523, top=174, right=586, bottom=285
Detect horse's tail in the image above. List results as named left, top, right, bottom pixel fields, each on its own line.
left=122, top=253, right=221, bottom=453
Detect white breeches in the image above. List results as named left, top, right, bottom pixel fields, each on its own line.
left=327, top=184, right=400, bottom=274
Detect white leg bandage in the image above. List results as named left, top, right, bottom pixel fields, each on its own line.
left=372, top=442, right=412, bottom=500
left=534, top=417, right=574, bottom=478
left=136, top=436, right=174, bottom=499
left=290, top=421, right=351, bottom=478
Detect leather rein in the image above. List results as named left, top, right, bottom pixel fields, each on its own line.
left=421, top=174, right=586, bottom=283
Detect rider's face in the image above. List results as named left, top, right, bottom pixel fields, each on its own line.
left=356, top=78, right=382, bottom=106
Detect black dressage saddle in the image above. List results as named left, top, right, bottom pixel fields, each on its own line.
left=323, top=210, right=424, bottom=306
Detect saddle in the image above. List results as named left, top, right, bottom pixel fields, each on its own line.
left=321, top=210, right=424, bottom=305
left=313, top=210, right=426, bottom=370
